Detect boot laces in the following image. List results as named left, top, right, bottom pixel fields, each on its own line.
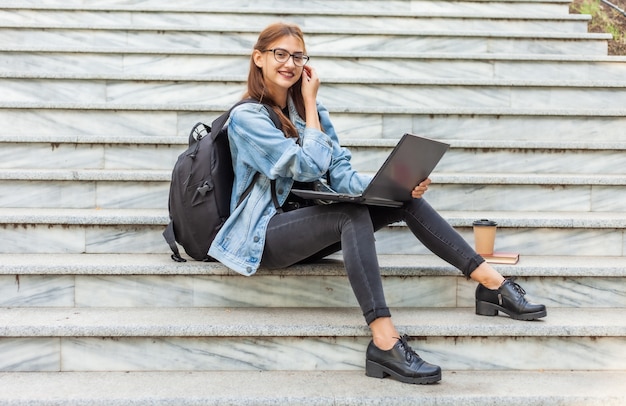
left=396, top=335, right=419, bottom=362
left=507, top=277, right=526, bottom=296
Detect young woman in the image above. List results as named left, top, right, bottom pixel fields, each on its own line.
left=208, top=22, right=547, bottom=385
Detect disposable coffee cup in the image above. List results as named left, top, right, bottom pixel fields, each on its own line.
left=472, top=219, right=497, bottom=255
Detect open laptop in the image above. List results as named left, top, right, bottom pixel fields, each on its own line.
left=291, top=133, right=450, bottom=207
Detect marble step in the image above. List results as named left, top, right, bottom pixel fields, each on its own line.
left=1, top=103, right=625, bottom=141
left=0, top=370, right=624, bottom=406
left=0, top=9, right=591, bottom=33
left=0, top=0, right=576, bottom=15
left=3, top=137, right=626, bottom=173
left=2, top=169, right=626, bottom=212
left=3, top=48, right=626, bottom=81
left=0, top=27, right=611, bottom=55
left=1, top=254, right=624, bottom=309
left=0, top=103, right=626, bottom=143
left=3, top=75, right=626, bottom=110
left=0, top=307, right=624, bottom=371
left=1, top=208, right=625, bottom=256
left=0, top=0, right=570, bottom=15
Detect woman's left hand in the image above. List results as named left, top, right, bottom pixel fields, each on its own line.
left=411, top=178, right=431, bottom=199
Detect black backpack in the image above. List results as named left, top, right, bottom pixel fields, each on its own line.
left=163, top=99, right=282, bottom=262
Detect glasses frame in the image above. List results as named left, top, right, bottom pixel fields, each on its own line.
left=264, top=48, right=310, bottom=67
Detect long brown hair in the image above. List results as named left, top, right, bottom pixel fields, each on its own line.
left=245, top=23, right=307, bottom=139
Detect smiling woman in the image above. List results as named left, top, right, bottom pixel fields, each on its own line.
left=207, top=22, right=546, bottom=386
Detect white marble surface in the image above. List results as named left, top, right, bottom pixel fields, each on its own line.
left=0, top=28, right=609, bottom=55
left=0, top=0, right=574, bottom=16
left=0, top=306, right=623, bottom=371
left=3, top=53, right=626, bottom=81
left=0, top=9, right=590, bottom=34
left=1, top=271, right=623, bottom=309
left=0, top=338, right=59, bottom=372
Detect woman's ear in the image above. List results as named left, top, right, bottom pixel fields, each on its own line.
left=253, top=50, right=264, bottom=68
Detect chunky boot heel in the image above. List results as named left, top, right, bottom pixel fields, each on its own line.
left=365, top=360, right=387, bottom=379
left=365, top=335, right=441, bottom=385
left=475, top=300, right=498, bottom=316
left=475, top=277, right=547, bottom=321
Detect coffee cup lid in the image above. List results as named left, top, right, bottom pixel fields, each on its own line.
left=473, top=219, right=497, bottom=226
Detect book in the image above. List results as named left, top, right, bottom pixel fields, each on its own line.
left=482, top=252, right=519, bottom=265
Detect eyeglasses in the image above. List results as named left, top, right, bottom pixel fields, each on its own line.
left=264, top=48, right=310, bottom=67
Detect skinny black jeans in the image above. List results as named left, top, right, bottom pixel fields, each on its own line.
left=260, top=198, right=485, bottom=325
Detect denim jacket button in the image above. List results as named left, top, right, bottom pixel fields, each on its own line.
left=253, top=236, right=260, bottom=242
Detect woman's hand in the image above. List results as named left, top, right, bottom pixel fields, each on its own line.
left=301, top=65, right=320, bottom=103
left=302, top=66, right=321, bottom=130
left=411, top=178, right=431, bottom=199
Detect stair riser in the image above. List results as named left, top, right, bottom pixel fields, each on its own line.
left=1, top=335, right=623, bottom=372
left=0, top=29, right=608, bottom=55
left=5, top=53, right=625, bottom=81
left=2, top=274, right=623, bottom=309
left=1, top=224, right=624, bottom=256
left=0, top=0, right=573, bottom=15
left=2, top=109, right=626, bottom=142
left=2, top=182, right=625, bottom=213
left=4, top=78, right=625, bottom=110
left=0, top=11, right=589, bottom=34
left=3, top=142, right=626, bottom=174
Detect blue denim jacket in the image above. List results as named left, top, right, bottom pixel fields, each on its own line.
left=208, top=99, right=370, bottom=276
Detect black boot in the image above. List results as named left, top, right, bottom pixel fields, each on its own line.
left=476, top=277, right=547, bottom=320
left=365, top=335, right=441, bottom=384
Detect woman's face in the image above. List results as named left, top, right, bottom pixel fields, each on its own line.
left=254, top=35, right=305, bottom=102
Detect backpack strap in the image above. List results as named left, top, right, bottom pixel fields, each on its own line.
left=210, top=98, right=282, bottom=141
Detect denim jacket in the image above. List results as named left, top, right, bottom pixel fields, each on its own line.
left=208, top=99, right=371, bottom=276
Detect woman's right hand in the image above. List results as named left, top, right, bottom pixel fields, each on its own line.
left=301, top=65, right=320, bottom=102
left=301, top=66, right=321, bottom=130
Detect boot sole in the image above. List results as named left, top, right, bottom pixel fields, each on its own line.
left=476, top=300, right=547, bottom=320
left=365, top=360, right=442, bottom=384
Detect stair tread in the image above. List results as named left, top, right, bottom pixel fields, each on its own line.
left=0, top=370, right=624, bottom=405
left=1, top=253, right=625, bottom=277
left=0, top=307, right=624, bottom=337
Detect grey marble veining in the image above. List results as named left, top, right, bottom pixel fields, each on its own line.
left=425, top=184, right=592, bottom=212
left=75, top=275, right=195, bottom=307
left=85, top=225, right=164, bottom=254
left=1, top=108, right=625, bottom=141
left=53, top=335, right=626, bottom=371
left=408, top=115, right=626, bottom=142
left=3, top=77, right=625, bottom=110
left=0, top=275, right=74, bottom=307
left=0, top=143, right=105, bottom=170
left=0, top=109, right=180, bottom=136
left=373, top=226, right=626, bottom=257
left=4, top=52, right=626, bottom=81
left=0, top=225, right=86, bottom=254
left=0, top=338, right=59, bottom=372
left=0, top=9, right=590, bottom=34
left=0, top=0, right=573, bottom=15
left=0, top=28, right=609, bottom=55
left=0, top=181, right=96, bottom=208
left=96, top=182, right=169, bottom=209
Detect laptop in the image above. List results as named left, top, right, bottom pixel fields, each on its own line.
left=291, top=133, right=450, bottom=207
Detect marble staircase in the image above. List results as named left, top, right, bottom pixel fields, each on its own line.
left=1, top=0, right=625, bottom=404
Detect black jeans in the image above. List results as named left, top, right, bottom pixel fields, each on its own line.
left=260, top=199, right=485, bottom=325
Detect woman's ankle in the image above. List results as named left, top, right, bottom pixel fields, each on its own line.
left=370, top=317, right=400, bottom=350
